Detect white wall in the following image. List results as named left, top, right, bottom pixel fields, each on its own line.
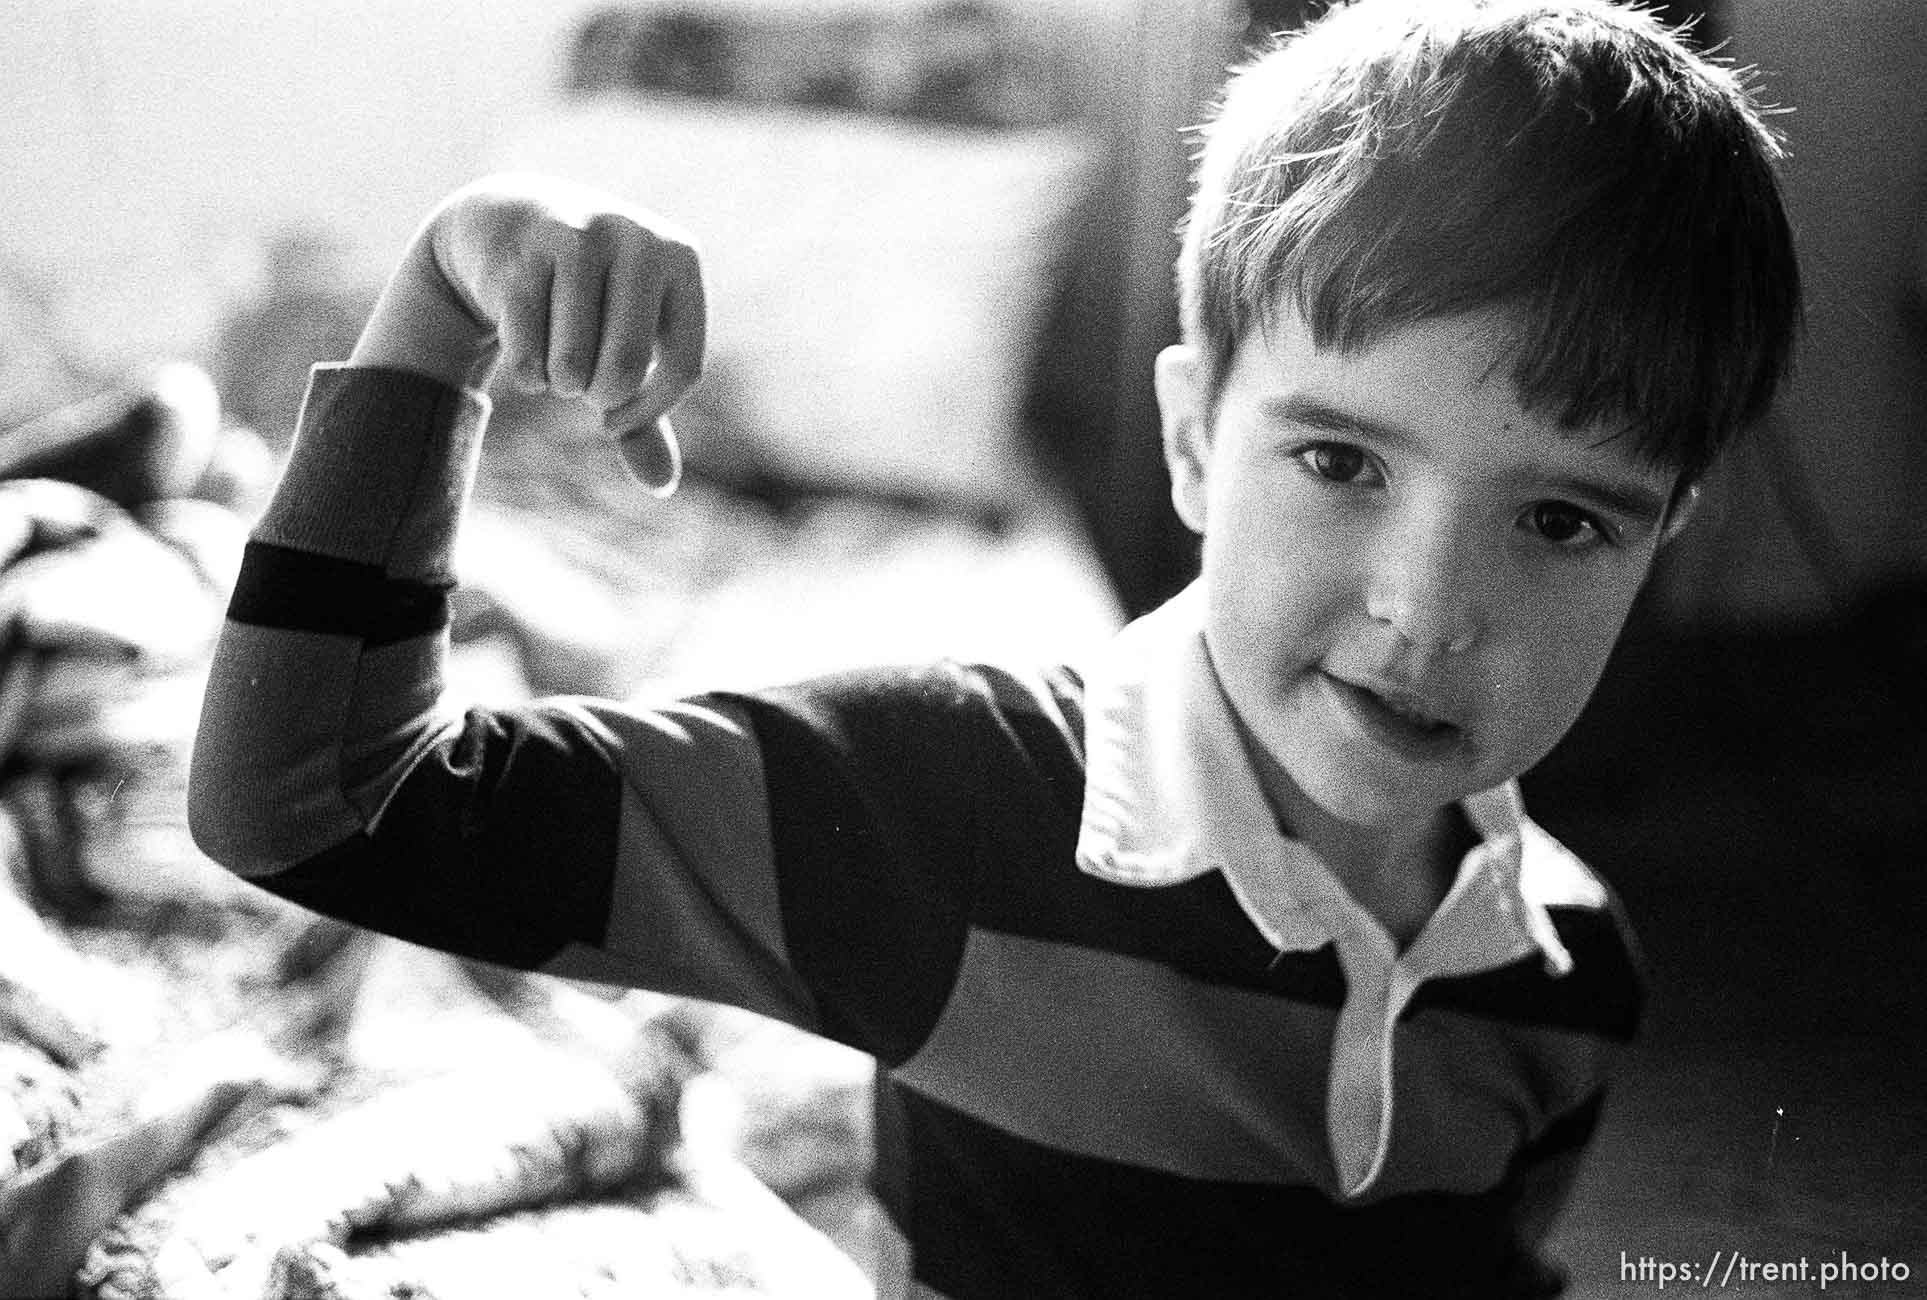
left=1, top=0, right=602, bottom=364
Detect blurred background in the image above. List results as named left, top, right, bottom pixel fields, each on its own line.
left=0, top=0, right=1920, bottom=1294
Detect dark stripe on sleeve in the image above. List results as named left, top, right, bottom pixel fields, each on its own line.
left=723, top=666, right=991, bottom=1065
left=892, top=1083, right=1566, bottom=1300
left=229, top=540, right=449, bottom=646
left=971, top=664, right=1090, bottom=815
left=249, top=704, right=618, bottom=970
left=721, top=662, right=1094, bottom=1064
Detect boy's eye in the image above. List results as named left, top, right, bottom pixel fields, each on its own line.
left=1294, top=441, right=1381, bottom=486
left=1527, top=501, right=1609, bottom=548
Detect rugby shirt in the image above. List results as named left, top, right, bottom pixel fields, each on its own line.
left=190, top=365, right=1642, bottom=1299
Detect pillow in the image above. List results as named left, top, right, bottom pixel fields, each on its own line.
left=496, top=98, right=1096, bottom=510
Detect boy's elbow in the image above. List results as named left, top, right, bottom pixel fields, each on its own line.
left=189, top=633, right=356, bottom=878
left=186, top=726, right=331, bottom=879
left=186, top=743, right=278, bottom=878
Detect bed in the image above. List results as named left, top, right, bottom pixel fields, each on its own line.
left=0, top=0, right=1228, bottom=1293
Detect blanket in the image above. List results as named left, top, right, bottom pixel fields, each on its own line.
left=0, top=438, right=876, bottom=1294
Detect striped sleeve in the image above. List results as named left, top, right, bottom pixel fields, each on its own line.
left=191, top=365, right=483, bottom=870
left=188, top=365, right=816, bottom=1027
left=721, top=663, right=1088, bottom=1063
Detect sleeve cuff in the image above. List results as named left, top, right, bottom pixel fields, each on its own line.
left=251, top=364, right=491, bottom=583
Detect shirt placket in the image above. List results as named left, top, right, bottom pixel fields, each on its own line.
left=1240, top=838, right=1423, bottom=1200
left=1324, top=927, right=1419, bottom=1197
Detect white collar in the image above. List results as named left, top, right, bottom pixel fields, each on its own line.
left=1070, top=585, right=1611, bottom=1196
left=1073, top=583, right=1586, bottom=980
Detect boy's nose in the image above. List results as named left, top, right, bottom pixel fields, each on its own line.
left=1363, top=515, right=1488, bottom=657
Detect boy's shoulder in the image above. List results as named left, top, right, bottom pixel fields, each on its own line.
left=707, top=658, right=1092, bottom=1062
left=718, top=658, right=1087, bottom=755
left=711, top=657, right=1091, bottom=833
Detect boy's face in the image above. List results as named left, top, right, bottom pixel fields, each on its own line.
left=1156, top=305, right=1689, bottom=831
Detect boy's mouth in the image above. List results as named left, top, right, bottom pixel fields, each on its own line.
left=1318, top=670, right=1465, bottom=757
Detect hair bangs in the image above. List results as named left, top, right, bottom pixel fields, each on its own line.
left=1180, top=0, right=1801, bottom=481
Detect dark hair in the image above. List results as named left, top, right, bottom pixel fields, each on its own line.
left=1176, top=0, right=1801, bottom=482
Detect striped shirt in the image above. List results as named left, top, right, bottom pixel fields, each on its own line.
left=191, top=365, right=1640, bottom=1299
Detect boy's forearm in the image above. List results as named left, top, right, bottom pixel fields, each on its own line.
left=189, top=364, right=487, bottom=873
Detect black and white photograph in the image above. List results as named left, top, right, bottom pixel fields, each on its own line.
left=0, top=0, right=1921, bottom=1295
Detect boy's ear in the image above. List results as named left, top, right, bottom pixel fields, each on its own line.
left=1155, top=344, right=1212, bottom=535
left=1659, top=480, right=1702, bottom=546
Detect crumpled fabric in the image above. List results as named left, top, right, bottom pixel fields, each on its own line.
left=0, top=477, right=244, bottom=1066
left=0, top=477, right=318, bottom=1297
left=0, top=480, right=872, bottom=1299
left=77, top=1044, right=655, bottom=1300
left=1, top=1031, right=314, bottom=1299
left=0, top=478, right=237, bottom=776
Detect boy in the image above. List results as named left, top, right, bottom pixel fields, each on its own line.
left=190, top=0, right=1800, bottom=1295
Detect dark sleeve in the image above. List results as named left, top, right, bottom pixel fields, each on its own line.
left=186, top=363, right=609, bottom=970
left=719, top=661, right=1087, bottom=1065
left=189, top=365, right=817, bottom=1025
left=244, top=702, right=622, bottom=970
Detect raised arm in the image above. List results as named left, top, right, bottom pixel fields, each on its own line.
left=191, top=172, right=704, bottom=861
left=186, top=177, right=815, bottom=1025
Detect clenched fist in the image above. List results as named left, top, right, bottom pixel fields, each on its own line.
left=351, top=174, right=707, bottom=494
